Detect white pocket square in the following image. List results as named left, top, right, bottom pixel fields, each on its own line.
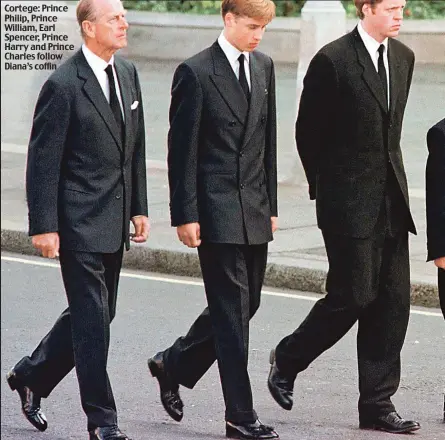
left=131, top=100, right=139, bottom=110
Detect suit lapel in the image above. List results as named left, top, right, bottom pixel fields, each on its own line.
left=114, top=58, right=133, bottom=155
left=210, top=42, right=248, bottom=125
left=75, top=50, right=124, bottom=153
left=241, top=53, right=266, bottom=148
left=352, top=28, right=388, bottom=114
left=388, top=40, right=401, bottom=121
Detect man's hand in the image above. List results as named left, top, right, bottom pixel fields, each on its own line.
left=434, top=256, right=445, bottom=269
left=32, top=232, right=60, bottom=258
left=177, top=222, right=201, bottom=248
left=131, top=216, right=150, bottom=243
left=271, top=216, right=278, bottom=234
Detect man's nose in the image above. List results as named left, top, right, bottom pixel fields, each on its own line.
left=120, top=17, right=129, bottom=29
left=254, top=29, right=264, bottom=41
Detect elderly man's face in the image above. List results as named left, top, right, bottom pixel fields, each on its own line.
left=89, top=0, right=128, bottom=52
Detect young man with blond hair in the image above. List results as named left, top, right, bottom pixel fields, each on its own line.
left=148, top=0, right=279, bottom=438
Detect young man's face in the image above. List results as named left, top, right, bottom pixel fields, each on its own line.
left=224, top=13, right=269, bottom=52
left=363, top=0, right=406, bottom=41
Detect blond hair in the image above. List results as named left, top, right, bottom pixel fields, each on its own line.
left=221, top=0, right=276, bottom=22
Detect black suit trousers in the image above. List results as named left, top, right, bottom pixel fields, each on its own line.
left=439, top=268, right=445, bottom=319
left=14, top=247, right=123, bottom=430
left=163, top=242, right=268, bottom=423
left=275, top=218, right=410, bottom=418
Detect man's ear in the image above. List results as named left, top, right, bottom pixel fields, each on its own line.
left=362, top=2, right=375, bottom=18
left=82, top=20, right=95, bottom=39
left=224, top=12, right=236, bottom=29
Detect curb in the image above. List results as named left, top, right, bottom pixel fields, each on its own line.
left=1, top=229, right=439, bottom=309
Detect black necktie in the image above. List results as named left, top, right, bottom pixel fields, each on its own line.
left=238, top=54, right=250, bottom=102
left=378, top=44, right=388, bottom=109
left=105, top=64, right=124, bottom=143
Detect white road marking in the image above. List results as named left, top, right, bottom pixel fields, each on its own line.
left=1, top=255, right=442, bottom=317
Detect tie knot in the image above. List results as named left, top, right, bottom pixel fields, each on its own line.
left=238, top=54, right=245, bottom=64
left=378, top=44, right=385, bottom=56
left=105, top=64, right=113, bottom=78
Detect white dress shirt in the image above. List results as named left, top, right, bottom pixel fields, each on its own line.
left=217, top=32, right=251, bottom=91
left=357, top=21, right=390, bottom=107
left=82, top=44, right=125, bottom=119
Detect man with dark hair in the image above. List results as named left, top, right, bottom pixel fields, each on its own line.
left=147, top=0, right=279, bottom=438
left=425, top=118, right=445, bottom=422
left=426, top=118, right=445, bottom=319
left=6, top=1, right=149, bottom=438
left=268, top=0, right=421, bottom=434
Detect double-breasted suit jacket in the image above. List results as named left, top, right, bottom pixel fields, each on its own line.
left=167, top=41, right=277, bottom=244
left=296, top=27, right=416, bottom=238
left=26, top=49, right=148, bottom=251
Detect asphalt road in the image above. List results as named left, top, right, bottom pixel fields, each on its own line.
left=1, top=253, right=444, bottom=440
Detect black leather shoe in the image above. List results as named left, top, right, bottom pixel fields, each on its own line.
left=267, top=349, right=293, bottom=411
left=148, top=351, right=184, bottom=422
left=89, top=425, right=131, bottom=439
left=360, top=412, right=420, bottom=434
left=6, top=369, right=48, bottom=432
left=226, top=419, right=279, bottom=439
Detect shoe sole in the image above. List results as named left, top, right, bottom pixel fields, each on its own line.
left=147, top=358, right=158, bottom=378
left=360, top=424, right=421, bottom=434
left=6, top=370, right=17, bottom=391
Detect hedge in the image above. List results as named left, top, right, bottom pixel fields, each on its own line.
left=123, top=1, right=445, bottom=19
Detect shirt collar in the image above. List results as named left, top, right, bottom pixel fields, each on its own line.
left=82, top=44, right=115, bottom=75
left=357, top=21, right=388, bottom=58
left=217, top=31, right=250, bottom=66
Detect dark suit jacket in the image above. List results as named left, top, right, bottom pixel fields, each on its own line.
left=167, top=41, right=277, bottom=245
left=296, top=27, right=416, bottom=238
left=426, top=118, right=445, bottom=261
left=26, top=49, right=148, bottom=253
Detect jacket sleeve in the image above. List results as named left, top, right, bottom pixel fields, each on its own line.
left=167, top=63, right=203, bottom=227
left=295, top=52, right=339, bottom=200
left=26, top=78, right=70, bottom=236
left=426, top=125, right=445, bottom=261
left=130, top=65, right=149, bottom=218
left=264, top=58, right=278, bottom=217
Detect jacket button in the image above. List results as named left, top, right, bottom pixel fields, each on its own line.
left=115, top=194, right=121, bottom=199
left=229, top=121, right=236, bottom=127
left=261, top=116, right=266, bottom=123
left=240, top=184, right=245, bottom=189
left=239, top=151, right=244, bottom=157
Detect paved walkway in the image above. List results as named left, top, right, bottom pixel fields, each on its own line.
left=1, top=61, right=444, bottom=306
